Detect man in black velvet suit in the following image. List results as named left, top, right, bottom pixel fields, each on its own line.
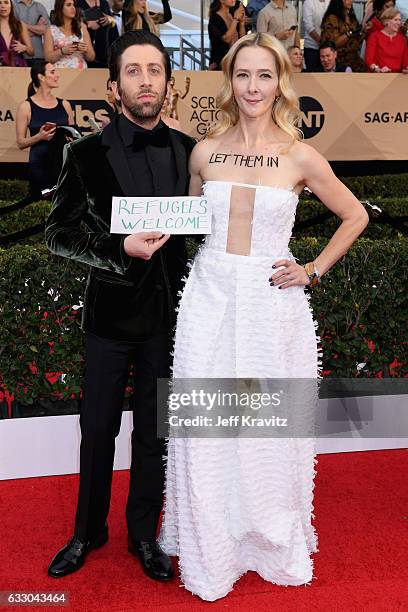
left=46, top=31, right=195, bottom=582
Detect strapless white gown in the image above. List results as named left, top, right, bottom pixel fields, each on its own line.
left=159, top=181, right=320, bottom=601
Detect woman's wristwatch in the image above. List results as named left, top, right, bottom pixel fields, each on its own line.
left=304, top=262, right=321, bottom=287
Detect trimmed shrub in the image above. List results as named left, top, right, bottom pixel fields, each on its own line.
left=0, top=238, right=406, bottom=408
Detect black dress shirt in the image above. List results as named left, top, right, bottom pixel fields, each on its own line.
left=117, top=113, right=177, bottom=198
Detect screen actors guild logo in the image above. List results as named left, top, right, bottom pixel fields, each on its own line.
left=298, top=96, right=325, bottom=139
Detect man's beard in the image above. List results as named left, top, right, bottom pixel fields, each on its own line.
left=118, top=84, right=167, bottom=123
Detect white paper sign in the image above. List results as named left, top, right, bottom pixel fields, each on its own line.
left=110, top=196, right=212, bottom=235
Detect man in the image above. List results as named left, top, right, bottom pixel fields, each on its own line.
left=46, top=31, right=195, bottom=582
left=318, top=41, right=353, bottom=72
left=246, top=0, right=269, bottom=30
left=13, top=0, right=50, bottom=64
left=257, top=0, right=300, bottom=50
left=302, top=0, right=330, bottom=71
left=109, top=0, right=124, bottom=35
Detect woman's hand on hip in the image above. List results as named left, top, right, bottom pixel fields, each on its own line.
left=269, top=259, right=310, bottom=289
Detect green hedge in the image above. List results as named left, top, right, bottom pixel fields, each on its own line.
left=0, top=200, right=51, bottom=242
left=0, top=194, right=406, bottom=244
left=341, top=174, right=408, bottom=199
left=0, top=180, right=28, bottom=201
left=1, top=173, right=408, bottom=201
left=296, top=197, right=407, bottom=239
left=0, top=238, right=406, bottom=406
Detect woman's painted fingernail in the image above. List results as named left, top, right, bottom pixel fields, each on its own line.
left=272, top=265, right=276, bottom=269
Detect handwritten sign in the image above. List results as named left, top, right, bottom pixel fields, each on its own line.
left=110, top=196, right=212, bottom=235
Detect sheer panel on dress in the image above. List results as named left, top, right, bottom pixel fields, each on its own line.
left=226, top=185, right=256, bottom=256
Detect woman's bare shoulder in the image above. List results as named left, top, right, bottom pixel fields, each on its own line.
left=190, top=135, right=223, bottom=167
left=290, top=140, right=326, bottom=165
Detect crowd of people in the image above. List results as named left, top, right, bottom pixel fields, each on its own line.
left=1, top=0, right=407, bottom=71
left=225, top=0, right=408, bottom=73
left=0, top=0, right=171, bottom=67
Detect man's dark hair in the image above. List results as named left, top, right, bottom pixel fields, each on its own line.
left=319, top=41, right=337, bottom=52
left=108, top=31, right=172, bottom=84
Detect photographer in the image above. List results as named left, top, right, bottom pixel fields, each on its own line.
left=321, top=0, right=366, bottom=71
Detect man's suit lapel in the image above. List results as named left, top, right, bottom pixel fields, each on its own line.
left=169, top=130, right=188, bottom=196
left=101, top=116, right=138, bottom=196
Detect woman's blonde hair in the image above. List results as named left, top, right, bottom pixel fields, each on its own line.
left=208, top=33, right=302, bottom=145
left=126, top=1, right=159, bottom=36
left=380, top=6, right=400, bottom=23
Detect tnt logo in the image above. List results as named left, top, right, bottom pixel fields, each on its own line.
left=69, top=100, right=113, bottom=129
left=298, top=97, right=325, bottom=139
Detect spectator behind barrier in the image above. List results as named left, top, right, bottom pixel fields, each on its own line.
left=318, top=39, right=352, bottom=70
left=321, top=0, right=366, bottom=71
left=257, top=0, right=300, bottom=51
left=302, top=0, right=330, bottom=71
left=15, top=60, right=74, bottom=195
left=0, top=0, right=34, bottom=65
left=287, top=44, right=304, bottom=72
left=208, top=0, right=246, bottom=71
left=122, top=0, right=171, bottom=34
left=366, top=7, right=408, bottom=71
left=363, top=0, right=395, bottom=38
left=109, top=0, right=123, bottom=33
left=43, top=0, right=95, bottom=67
left=246, top=0, right=268, bottom=31
left=363, top=0, right=396, bottom=33
left=12, top=0, right=50, bottom=65
left=77, top=0, right=118, bottom=67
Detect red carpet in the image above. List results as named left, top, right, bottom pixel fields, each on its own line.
left=1, top=449, right=408, bottom=611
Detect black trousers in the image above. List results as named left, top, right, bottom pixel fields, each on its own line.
left=74, top=331, right=172, bottom=542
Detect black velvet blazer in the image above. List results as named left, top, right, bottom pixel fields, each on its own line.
left=45, top=117, right=196, bottom=341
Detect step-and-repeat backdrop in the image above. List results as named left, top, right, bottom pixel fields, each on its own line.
left=0, top=68, right=407, bottom=163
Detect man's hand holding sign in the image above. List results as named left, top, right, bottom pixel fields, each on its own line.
left=124, top=232, right=170, bottom=260
left=111, top=196, right=212, bottom=260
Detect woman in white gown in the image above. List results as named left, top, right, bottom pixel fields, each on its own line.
left=159, top=33, right=368, bottom=601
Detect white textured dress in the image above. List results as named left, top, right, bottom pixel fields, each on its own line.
left=159, top=181, right=320, bottom=601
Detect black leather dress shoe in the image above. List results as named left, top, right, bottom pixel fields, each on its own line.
left=128, top=537, right=174, bottom=581
left=48, top=525, right=108, bottom=578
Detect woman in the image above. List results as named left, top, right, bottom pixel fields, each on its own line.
left=366, top=7, right=408, bottom=71
left=44, top=0, right=95, bottom=68
left=363, top=0, right=396, bottom=34
left=159, top=32, right=368, bottom=601
left=321, top=0, right=366, bottom=71
left=0, top=0, right=33, bottom=66
left=76, top=0, right=118, bottom=67
left=302, top=0, right=330, bottom=71
left=122, top=0, right=171, bottom=34
left=288, top=44, right=305, bottom=72
left=209, top=0, right=246, bottom=70
left=16, top=61, right=74, bottom=195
